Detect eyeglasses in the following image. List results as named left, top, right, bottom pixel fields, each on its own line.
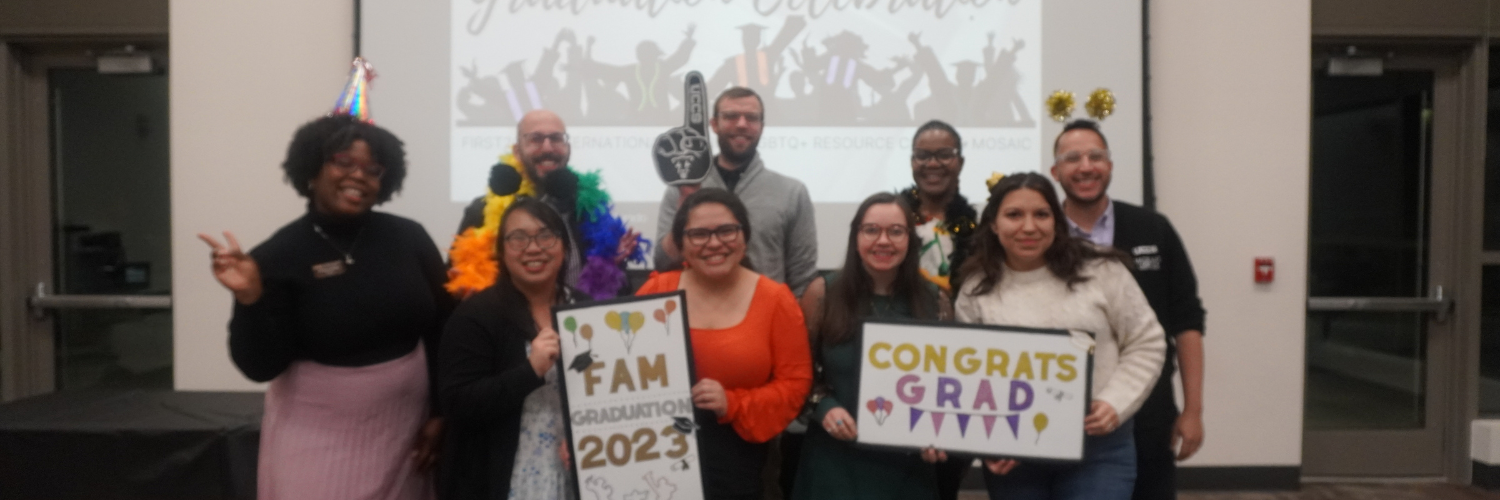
left=1055, top=149, right=1110, bottom=165
left=911, top=149, right=960, bottom=163
left=683, top=224, right=743, bottom=246
left=503, top=229, right=560, bottom=251
left=858, top=224, right=910, bottom=241
left=717, top=111, right=763, bottom=124
left=523, top=132, right=569, bottom=147
left=328, top=153, right=386, bottom=178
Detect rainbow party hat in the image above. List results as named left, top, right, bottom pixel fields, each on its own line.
left=331, top=57, right=376, bottom=122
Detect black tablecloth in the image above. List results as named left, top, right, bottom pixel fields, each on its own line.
left=0, top=390, right=263, bottom=500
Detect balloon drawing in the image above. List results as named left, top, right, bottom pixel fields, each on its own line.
left=865, top=396, right=893, bottom=426
left=569, top=323, right=596, bottom=373
left=605, top=310, right=648, bottom=352
left=563, top=316, right=578, bottom=346
left=652, top=299, right=678, bottom=336
left=1033, top=412, right=1049, bottom=444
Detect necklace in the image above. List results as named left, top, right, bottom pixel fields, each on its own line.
left=312, top=223, right=362, bottom=265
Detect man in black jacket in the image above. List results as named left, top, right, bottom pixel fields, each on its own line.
left=1050, top=120, right=1206, bottom=500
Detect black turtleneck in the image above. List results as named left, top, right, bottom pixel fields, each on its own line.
left=229, top=207, right=455, bottom=404
left=716, top=161, right=744, bottom=193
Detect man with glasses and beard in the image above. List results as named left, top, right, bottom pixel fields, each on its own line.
left=653, top=87, right=818, bottom=298
left=453, top=109, right=642, bottom=299
left=1050, top=119, right=1206, bottom=500
left=653, top=85, right=818, bottom=500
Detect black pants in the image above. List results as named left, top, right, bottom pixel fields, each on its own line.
left=1131, top=384, right=1179, bottom=500
left=779, top=431, right=804, bottom=497
left=698, top=409, right=769, bottom=500
left=935, top=453, right=971, bottom=500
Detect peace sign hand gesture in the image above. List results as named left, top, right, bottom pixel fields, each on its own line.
left=198, top=231, right=263, bottom=304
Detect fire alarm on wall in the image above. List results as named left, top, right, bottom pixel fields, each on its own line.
left=1255, top=258, right=1275, bottom=284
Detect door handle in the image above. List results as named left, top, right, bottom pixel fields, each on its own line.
left=1306, top=285, right=1453, bottom=322
left=26, top=282, right=171, bottom=320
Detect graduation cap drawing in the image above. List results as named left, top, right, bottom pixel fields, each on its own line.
left=568, top=351, right=595, bottom=373
left=672, top=416, right=699, bottom=435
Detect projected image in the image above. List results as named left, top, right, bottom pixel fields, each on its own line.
left=454, top=23, right=1035, bottom=128
left=451, top=0, right=1042, bottom=203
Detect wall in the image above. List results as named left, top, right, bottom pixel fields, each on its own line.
left=168, top=0, right=1316, bottom=470
left=1149, top=1, right=1311, bottom=467
left=170, top=0, right=353, bottom=390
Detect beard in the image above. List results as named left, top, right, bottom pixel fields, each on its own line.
left=521, top=152, right=568, bottom=185
left=718, top=134, right=759, bottom=165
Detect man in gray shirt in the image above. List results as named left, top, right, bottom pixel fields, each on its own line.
left=653, top=87, right=818, bottom=297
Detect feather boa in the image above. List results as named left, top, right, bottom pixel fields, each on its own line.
left=445, top=154, right=649, bottom=299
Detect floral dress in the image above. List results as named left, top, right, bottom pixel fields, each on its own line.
left=507, top=353, right=574, bottom=499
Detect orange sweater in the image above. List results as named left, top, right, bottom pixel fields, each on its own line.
left=637, top=270, right=813, bottom=443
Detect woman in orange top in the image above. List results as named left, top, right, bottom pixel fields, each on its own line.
left=636, top=188, right=813, bottom=500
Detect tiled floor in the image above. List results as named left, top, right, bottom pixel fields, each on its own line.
left=955, top=484, right=1500, bottom=499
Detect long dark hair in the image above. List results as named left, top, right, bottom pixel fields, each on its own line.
left=820, top=193, right=937, bottom=346
left=670, top=188, right=755, bottom=271
left=953, top=172, right=1127, bottom=297
left=494, top=197, right=575, bottom=306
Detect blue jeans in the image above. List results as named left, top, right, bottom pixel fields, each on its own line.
left=982, top=419, right=1137, bottom=500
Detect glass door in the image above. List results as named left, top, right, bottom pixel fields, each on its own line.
left=29, top=67, right=173, bottom=391
left=1303, top=48, right=1461, bottom=477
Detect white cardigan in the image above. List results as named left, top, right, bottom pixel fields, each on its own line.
left=954, top=259, right=1166, bottom=423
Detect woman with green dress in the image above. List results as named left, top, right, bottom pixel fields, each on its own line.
left=792, top=192, right=952, bottom=500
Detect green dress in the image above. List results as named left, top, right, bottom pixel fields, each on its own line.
left=791, top=284, right=940, bottom=500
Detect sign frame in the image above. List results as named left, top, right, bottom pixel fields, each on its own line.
left=554, top=290, right=705, bottom=500
left=854, top=318, right=1095, bottom=464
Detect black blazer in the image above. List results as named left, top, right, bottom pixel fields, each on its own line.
left=436, top=284, right=575, bottom=500
left=1111, top=201, right=1207, bottom=415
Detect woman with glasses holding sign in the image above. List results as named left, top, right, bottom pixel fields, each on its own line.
left=437, top=198, right=581, bottom=499
left=199, top=114, right=453, bottom=498
left=635, top=188, right=813, bottom=500
left=790, top=192, right=950, bottom=500
left=951, top=173, right=1164, bottom=500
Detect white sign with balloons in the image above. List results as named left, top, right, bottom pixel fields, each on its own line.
left=554, top=291, right=705, bottom=499
left=856, top=320, right=1094, bottom=462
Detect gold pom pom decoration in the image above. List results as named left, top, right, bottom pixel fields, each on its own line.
left=1085, top=88, right=1116, bottom=120
left=985, top=172, right=1006, bottom=190
left=1045, top=90, right=1076, bottom=122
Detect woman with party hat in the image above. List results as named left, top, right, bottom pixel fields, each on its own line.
left=199, top=58, right=452, bottom=500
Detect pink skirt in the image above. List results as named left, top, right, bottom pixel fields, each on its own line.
left=258, top=344, right=433, bottom=500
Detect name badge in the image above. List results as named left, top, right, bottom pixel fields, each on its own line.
left=311, top=260, right=347, bottom=279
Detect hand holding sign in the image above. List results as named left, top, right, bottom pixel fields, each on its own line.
left=823, top=407, right=857, bottom=441
left=530, top=327, right=561, bottom=377
left=653, top=71, right=712, bottom=185
left=691, top=379, right=727, bottom=417
left=1083, top=400, right=1118, bottom=436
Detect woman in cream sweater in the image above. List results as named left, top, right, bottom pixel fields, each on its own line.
left=952, top=172, right=1165, bottom=500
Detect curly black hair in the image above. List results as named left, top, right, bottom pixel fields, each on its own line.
left=912, top=119, right=962, bottom=156
left=281, top=115, right=407, bottom=203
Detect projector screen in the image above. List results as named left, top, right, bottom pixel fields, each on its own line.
left=362, top=0, right=1144, bottom=269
